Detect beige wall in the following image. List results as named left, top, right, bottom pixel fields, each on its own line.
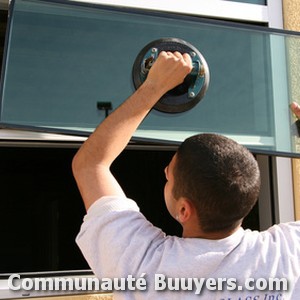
left=282, top=0, right=300, bottom=220
left=283, top=1, right=300, bottom=31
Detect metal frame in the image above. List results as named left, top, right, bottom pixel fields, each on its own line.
left=272, top=157, right=295, bottom=223
left=69, top=0, right=269, bottom=23
left=267, top=0, right=284, bottom=29
left=259, top=0, right=296, bottom=224
left=256, top=155, right=274, bottom=230
left=268, top=0, right=296, bottom=223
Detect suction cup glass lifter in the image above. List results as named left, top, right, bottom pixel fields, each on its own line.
left=132, top=38, right=210, bottom=113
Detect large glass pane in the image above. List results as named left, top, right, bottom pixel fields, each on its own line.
left=0, top=0, right=299, bottom=157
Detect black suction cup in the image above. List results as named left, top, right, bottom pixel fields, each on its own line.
left=132, top=38, right=209, bottom=113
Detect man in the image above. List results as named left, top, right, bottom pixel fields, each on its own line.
left=73, top=51, right=300, bottom=299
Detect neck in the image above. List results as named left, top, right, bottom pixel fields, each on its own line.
left=182, top=224, right=241, bottom=240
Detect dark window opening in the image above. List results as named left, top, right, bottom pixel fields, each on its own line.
left=0, top=146, right=259, bottom=273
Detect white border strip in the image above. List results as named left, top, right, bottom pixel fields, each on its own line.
left=69, top=0, right=269, bottom=23
left=0, top=129, right=86, bottom=142
left=267, top=0, right=283, bottom=29
left=273, top=157, right=295, bottom=222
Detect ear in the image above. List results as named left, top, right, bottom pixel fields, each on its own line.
left=177, top=198, right=195, bottom=224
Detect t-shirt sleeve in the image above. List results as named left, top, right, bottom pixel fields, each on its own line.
left=76, top=196, right=167, bottom=278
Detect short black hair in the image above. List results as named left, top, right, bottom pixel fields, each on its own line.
left=173, top=133, right=261, bottom=233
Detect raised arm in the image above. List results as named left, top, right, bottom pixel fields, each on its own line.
left=72, top=51, right=192, bottom=210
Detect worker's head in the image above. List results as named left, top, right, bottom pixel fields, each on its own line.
left=164, top=133, right=260, bottom=234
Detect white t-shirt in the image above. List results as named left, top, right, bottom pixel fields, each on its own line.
left=76, top=196, right=300, bottom=300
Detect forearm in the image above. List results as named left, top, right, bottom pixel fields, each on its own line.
left=72, top=82, right=163, bottom=209
left=72, top=51, right=192, bottom=210
left=76, top=81, right=163, bottom=167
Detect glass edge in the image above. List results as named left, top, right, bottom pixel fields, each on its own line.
left=1, top=122, right=300, bottom=158
left=0, top=0, right=16, bottom=120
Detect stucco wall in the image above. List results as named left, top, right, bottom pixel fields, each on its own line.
left=282, top=0, right=300, bottom=220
